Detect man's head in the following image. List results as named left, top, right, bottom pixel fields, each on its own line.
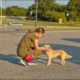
left=35, top=27, right=45, bottom=38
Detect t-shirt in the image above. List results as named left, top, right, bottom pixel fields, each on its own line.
left=17, top=32, right=41, bottom=58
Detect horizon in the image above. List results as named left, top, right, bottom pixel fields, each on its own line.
left=1, top=0, right=69, bottom=8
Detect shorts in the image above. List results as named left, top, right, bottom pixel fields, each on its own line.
left=25, top=54, right=33, bottom=62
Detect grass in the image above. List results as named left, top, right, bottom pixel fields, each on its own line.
left=1, top=19, right=80, bottom=27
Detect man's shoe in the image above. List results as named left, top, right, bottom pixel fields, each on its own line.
left=19, top=58, right=26, bottom=66
left=27, top=62, right=37, bottom=66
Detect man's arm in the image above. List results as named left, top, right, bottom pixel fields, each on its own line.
left=34, top=39, right=47, bottom=51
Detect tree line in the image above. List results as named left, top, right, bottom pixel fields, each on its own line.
left=0, top=0, right=80, bottom=22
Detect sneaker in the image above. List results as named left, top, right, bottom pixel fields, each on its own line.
left=27, top=62, right=37, bottom=66
left=19, top=58, right=26, bottom=66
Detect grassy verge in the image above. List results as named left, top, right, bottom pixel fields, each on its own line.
left=1, top=19, right=80, bottom=27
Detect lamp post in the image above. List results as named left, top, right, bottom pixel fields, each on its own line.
left=35, top=0, right=38, bottom=29
left=0, top=0, right=2, bottom=26
left=66, top=12, right=70, bottom=23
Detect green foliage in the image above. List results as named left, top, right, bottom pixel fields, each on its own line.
left=67, top=0, right=80, bottom=21
left=0, top=8, right=1, bottom=15
left=0, top=8, right=6, bottom=16
left=35, top=0, right=55, bottom=3
left=27, top=0, right=66, bottom=22
left=53, top=4, right=66, bottom=12
left=1, top=0, right=80, bottom=22
left=38, top=10, right=66, bottom=22
left=6, top=6, right=27, bottom=16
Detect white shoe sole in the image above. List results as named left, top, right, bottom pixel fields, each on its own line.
left=20, top=58, right=26, bottom=66
left=27, top=63, right=37, bottom=66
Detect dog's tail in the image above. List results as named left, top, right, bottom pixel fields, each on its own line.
left=62, top=51, right=72, bottom=59
left=66, top=54, right=72, bottom=59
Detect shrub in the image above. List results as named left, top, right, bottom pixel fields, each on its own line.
left=40, top=11, right=66, bottom=22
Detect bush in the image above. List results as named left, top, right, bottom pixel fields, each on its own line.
left=58, top=12, right=67, bottom=22
left=40, top=11, right=66, bottom=22
left=69, top=11, right=80, bottom=21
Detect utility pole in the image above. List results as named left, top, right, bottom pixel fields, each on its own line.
left=0, top=0, right=2, bottom=26
left=35, top=0, right=38, bottom=29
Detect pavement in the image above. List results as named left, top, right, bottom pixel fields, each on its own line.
left=0, top=29, right=80, bottom=80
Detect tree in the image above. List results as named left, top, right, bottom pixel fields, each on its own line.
left=0, top=8, right=6, bottom=16
left=27, top=0, right=67, bottom=22
left=35, top=0, right=55, bottom=3
left=68, top=0, right=80, bottom=11
left=6, top=6, right=27, bottom=16
left=28, top=0, right=56, bottom=20
left=53, top=3, right=66, bottom=12
left=67, top=0, right=80, bottom=21
left=0, top=8, right=2, bottom=15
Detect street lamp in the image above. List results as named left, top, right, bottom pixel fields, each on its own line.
left=66, top=12, right=70, bottom=22
left=30, top=11, right=32, bottom=16
left=35, top=0, right=38, bottom=29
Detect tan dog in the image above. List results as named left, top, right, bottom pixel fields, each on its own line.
left=45, top=45, right=72, bottom=66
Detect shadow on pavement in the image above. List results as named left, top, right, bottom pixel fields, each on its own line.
left=0, top=43, right=80, bottom=65
left=35, top=58, right=61, bottom=65
left=40, top=44, right=80, bottom=64
left=0, top=54, right=21, bottom=65
left=63, top=38, right=80, bottom=43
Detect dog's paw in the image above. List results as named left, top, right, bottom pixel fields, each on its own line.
left=47, top=63, right=51, bottom=66
left=61, top=63, right=65, bottom=66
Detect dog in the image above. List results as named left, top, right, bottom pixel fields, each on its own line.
left=44, top=45, right=72, bottom=66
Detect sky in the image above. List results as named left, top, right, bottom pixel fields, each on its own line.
left=1, top=0, right=69, bottom=8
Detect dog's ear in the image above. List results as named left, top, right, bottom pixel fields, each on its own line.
left=45, top=45, right=51, bottom=49
left=44, top=45, right=49, bottom=47
left=48, top=45, right=52, bottom=49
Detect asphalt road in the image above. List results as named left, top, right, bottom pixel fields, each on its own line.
left=0, top=29, right=80, bottom=80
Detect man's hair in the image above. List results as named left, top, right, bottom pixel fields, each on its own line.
left=35, top=27, right=45, bottom=34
